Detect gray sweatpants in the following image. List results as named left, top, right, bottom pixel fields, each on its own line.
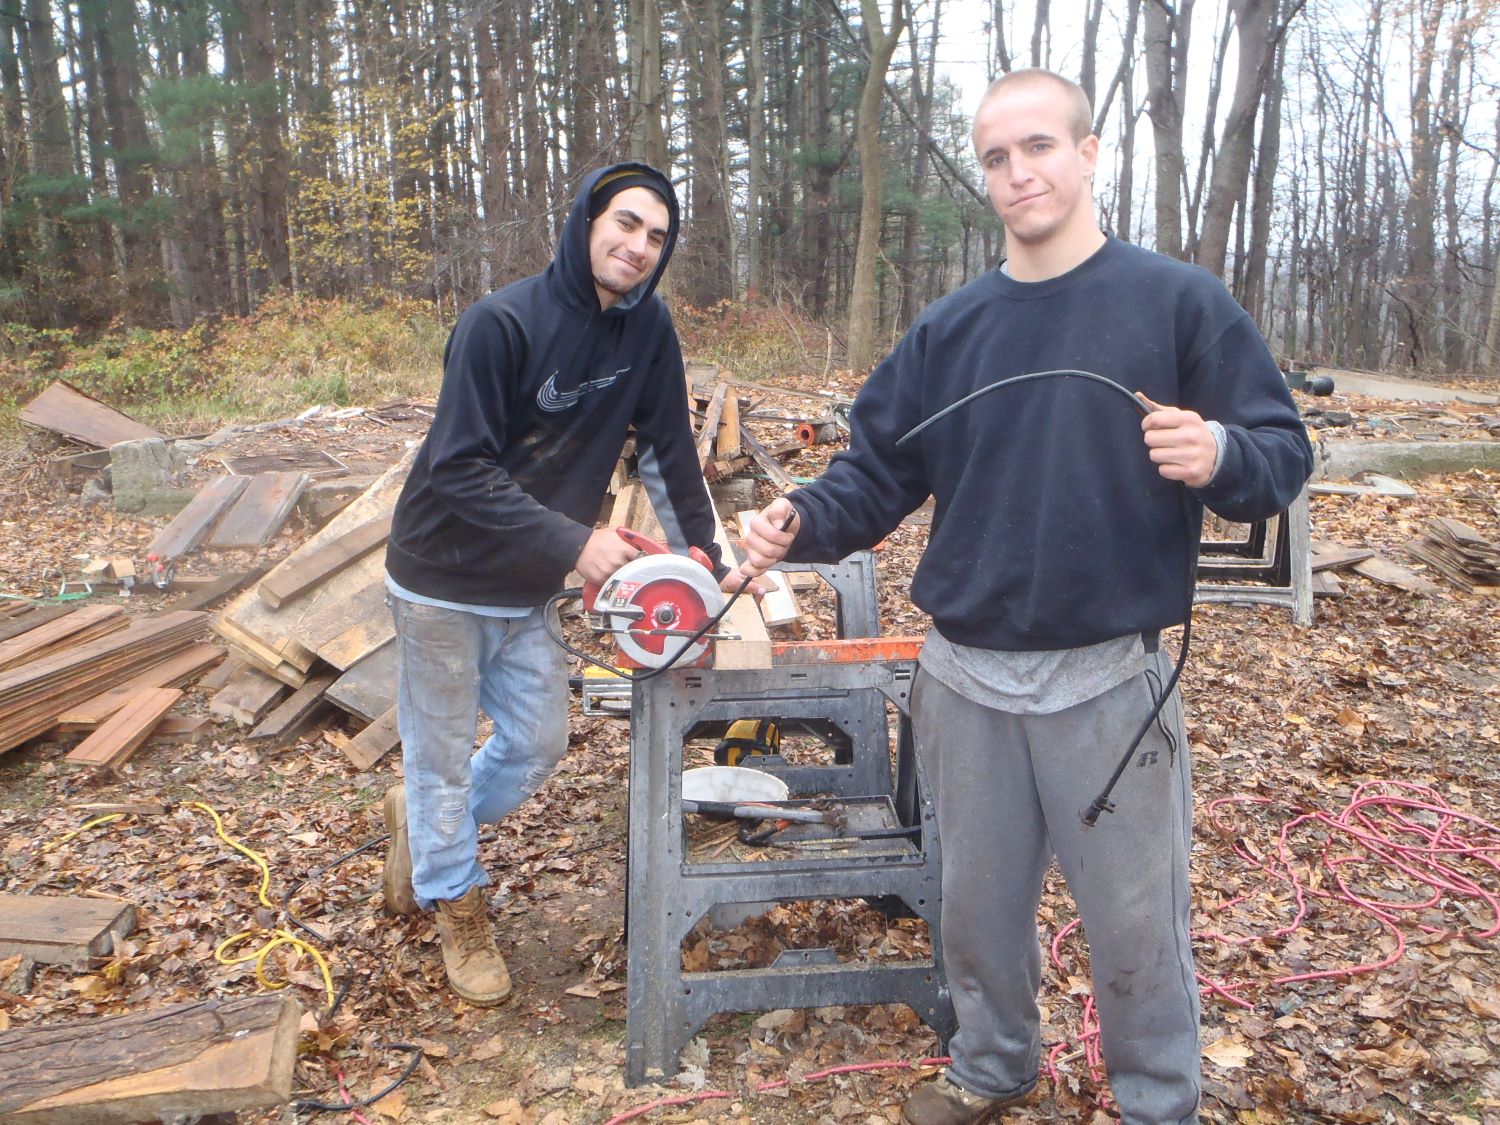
left=911, top=656, right=1200, bottom=1124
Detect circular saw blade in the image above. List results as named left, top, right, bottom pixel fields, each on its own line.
left=600, top=554, right=725, bottom=668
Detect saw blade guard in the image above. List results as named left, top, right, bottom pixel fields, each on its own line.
left=592, top=553, right=727, bottom=668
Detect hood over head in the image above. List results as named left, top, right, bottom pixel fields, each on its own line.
left=547, top=161, right=679, bottom=316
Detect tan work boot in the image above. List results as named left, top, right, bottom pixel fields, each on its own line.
left=901, top=1073, right=1031, bottom=1125
left=435, top=885, right=512, bottom=1006
left=382, top=784, right=417, bottom=916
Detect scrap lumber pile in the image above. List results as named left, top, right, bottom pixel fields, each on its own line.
left=1406, top=517, right=1500, bottom=593
left=0, top=607, right=212, bottom=765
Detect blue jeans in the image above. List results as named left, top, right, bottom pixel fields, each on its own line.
left=389, top=594, right=569, bottom=908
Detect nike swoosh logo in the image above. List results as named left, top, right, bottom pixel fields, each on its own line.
left=536, top=367, right=627, bottom=413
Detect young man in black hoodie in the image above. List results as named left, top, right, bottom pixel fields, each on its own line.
left=382, top=163, right=739, bottom=1006
left=740, top=72, right=1312, bottom=1122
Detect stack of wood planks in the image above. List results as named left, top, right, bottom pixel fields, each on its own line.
left=1406, top=518, right=1500, bottom=593
left=0, top=607, right=212, bottom=766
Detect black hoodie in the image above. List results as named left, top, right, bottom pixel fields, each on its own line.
left=385, top=162, right=724, bottom=606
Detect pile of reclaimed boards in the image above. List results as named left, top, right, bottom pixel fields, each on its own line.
left=0, top=601, right=215, bottom=769
left=1406, top=517, right=1500, bottom=593
left=207, top=365, right=837, bottom=767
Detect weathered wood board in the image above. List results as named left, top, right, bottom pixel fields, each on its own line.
left=0, top=893, right=135, bottom=966
left=64, top=688, right=182, bottom=768
left=146, top=474, right=250, bottom=560
left=325, top=640, right=396, bottom=723
left=209, top=664, right=288, bottom=726
left=207, top=471, right=309, bottom=548
left=0, top=993, right=300, bottom=1125
left=18, top=381, right=160, bottom=448
left=0, top=606, right=127, bottom=673
left=257, top=513, right=392, bottom=609
left=55, top=643, right=223, bottom=726
left=248, top=669, right=338, bottom=741
left=343, top=705, right=400, bottom=769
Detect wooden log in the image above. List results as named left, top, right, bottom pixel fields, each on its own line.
left=0, top=893, right=135, bottom=966
left=0, top=993, right=300, bottom=1125
left=65, top=688, right=182, bottom=768
left=715, top=391, right=741, bottom=460
left=209, top=664, right=289, bottom=726
left=145, top=474, right=251, bottom=561
left=248, top=669, right=338, bottom=741
left=55, top=644, right=223, bottom=726
left=257, top=513, right=392, bottom=609
left=208, top=471, right=309, bottom=548
left=343, top=705, right=401, bottom=770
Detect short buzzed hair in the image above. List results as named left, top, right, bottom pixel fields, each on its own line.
left=977, top=68, right=1094, bottom=142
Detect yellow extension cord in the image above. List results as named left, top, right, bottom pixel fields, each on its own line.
left=49, top=802, right=336, bottom=1011
left=185, top=801, right=336, bottom=1012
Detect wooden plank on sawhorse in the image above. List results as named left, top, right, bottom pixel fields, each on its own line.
left=0, top=993, right=300, bottom=1125
left=208, top=471, right=309, bottom=549
left=0, top=892, right=135, bottom=966
left=146, top=474, right=251, bottom=560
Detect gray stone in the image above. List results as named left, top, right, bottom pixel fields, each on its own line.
left=710, top=476, right=757, bottom=518
left=110, top=437, right=195, bottom=516
left=1317, top=439, right=1500, bottom=480
left=297, top=475, right=377, bottom=525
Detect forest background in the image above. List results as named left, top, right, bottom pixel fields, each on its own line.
left=0, top=0, right=1497, bottom=428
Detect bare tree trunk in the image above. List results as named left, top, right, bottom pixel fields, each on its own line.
left=1197, top=0, right=1284, bottom=280
left=241, top=2, right=291, bottom=294
left=847, top=0, right=907, bottom=372
left=682, top=0, right=734, bottom=304
left=1242, top=27, right=1286, bottom=321
left=1144, top=0, right=1193, bottom=259
left=745, top=0, right=767, bottom=297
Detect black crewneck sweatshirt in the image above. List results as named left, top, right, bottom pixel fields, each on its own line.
left=786, top=238, right=1313, bottom=651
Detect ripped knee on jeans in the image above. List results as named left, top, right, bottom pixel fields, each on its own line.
left=438, top=800, right=467, bottom=839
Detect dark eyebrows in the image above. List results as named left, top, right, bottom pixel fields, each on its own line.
left=612, top=206, right=670, bottom=240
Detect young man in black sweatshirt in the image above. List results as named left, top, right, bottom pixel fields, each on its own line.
left=740, top=71, right=1312, bottom=1123
left=382, top=163, right=741, bottom=1006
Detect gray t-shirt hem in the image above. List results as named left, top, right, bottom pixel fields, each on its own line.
left=918, top=627, right=1148, bottom=715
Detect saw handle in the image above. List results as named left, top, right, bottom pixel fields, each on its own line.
left=583, top=528, right=716, bottom=607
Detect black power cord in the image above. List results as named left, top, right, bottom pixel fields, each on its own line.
left=894, top=368, right=1201, bottom=828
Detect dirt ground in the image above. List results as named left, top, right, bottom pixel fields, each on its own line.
left=1, top=376, right=1498, bottom=1125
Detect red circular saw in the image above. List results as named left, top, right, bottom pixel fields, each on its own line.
left=584, top=528, right=727, bottom=669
